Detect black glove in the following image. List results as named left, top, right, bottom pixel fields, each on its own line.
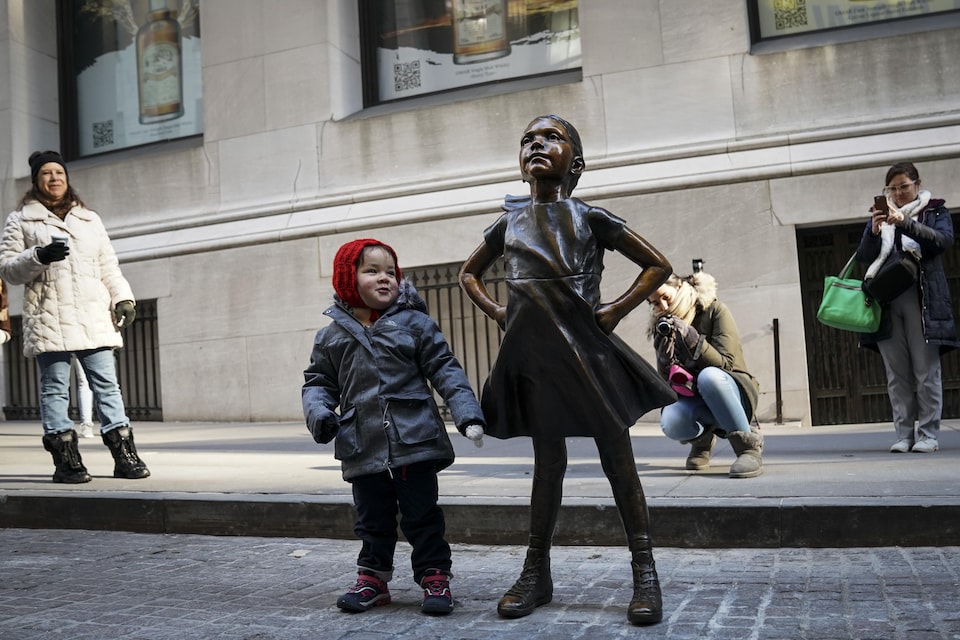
left=113, top=300, right=136, bottom=328
left=653, top=329, right=677, bottom=373
left=36, top=241, right=69, bottom=264
left=669, top=317, right=704, bottom=367
left=670, top=317, right=701, bottom=351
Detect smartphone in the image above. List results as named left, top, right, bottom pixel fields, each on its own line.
left=874, top=195, right=889, bottom=214
left=51, top=234, right=68, bottom=246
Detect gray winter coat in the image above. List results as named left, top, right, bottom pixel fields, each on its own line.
left=302, top=280, right=484, bottom=481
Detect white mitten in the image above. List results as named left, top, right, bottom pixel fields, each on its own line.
left=465, top=424, right=484, bottom=448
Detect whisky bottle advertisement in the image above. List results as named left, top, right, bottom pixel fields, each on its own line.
left=451, top=0, right=510, bottom=64
left=71, top=0, right=201, bottom=155
left=136, top=0, right=184, bottom=124
left=374, top=0, right=580, bottom=103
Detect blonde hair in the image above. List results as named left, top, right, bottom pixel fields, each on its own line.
left=646, top=271, right=718, bottom=339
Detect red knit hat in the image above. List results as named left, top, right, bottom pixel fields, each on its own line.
left=332, top=239, right=402, bottom=310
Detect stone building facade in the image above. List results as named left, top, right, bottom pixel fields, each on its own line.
left=1, top=1, right=959, bottom=425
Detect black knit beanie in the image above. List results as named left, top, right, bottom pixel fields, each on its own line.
left=29, top=151, right=68, bottom=185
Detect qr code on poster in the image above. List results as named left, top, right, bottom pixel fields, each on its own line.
left=92, top=120, right=114, bottom=149
left=394, top=61, right=421, bottom=93
left=773, top=0, right=808, bottom=30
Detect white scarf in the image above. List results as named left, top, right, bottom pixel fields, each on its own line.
left=865, top=190, right=930, bottom=279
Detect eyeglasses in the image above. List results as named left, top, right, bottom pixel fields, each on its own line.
left=883, top=181, right=916, bottom=196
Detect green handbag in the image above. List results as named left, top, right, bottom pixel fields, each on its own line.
left=816, top=253, right=881, bottom=333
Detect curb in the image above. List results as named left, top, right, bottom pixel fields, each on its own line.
left=3, top=491, right=958, bottom=548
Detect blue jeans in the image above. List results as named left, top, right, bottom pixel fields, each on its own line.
left=661, top=367, right=751, bottom=442
left=37, top=349, right=129, bottom=436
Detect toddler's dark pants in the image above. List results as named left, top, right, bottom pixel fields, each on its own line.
left=350, top=460, right=451, bottom=584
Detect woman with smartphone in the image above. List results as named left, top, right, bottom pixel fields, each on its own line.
left=856, top=161, right=958, bottom=453
left=0, top=150, right=148, bottom=483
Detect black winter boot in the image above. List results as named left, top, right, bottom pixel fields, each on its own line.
left=42, top=430, right=92, bottom=484
left=628, top=536, right=663, bottom=625
left=497, top=539, right=553, bottom=619
left=102, top=426, right=151, bottom=479
left=682, top=429, right=716, bottom=470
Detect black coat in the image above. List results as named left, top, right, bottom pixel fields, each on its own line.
left=856, top=199, right=959, bottom=354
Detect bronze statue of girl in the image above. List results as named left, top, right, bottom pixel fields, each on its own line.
left=460, top=115, right=676, bottom=625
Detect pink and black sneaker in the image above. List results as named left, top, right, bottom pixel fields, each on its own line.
left=337, top=571, right=391, bottom=612
left=420, top=569, right=454, bottom=615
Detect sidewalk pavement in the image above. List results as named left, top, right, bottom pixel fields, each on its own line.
left=4, top=528, right=959, bottom=639
left=1, top=420, right=959, bottom=548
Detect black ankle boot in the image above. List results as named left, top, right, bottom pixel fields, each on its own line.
left=42, top=430, right=92, bottom=484
left=628, top=547, right=663, bottom=625
left=497, top=546, right=553, bottom=619
left=102, top=426, right=150, bottom=479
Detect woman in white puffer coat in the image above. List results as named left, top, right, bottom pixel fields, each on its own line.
left=0, top=150, right=149, bottom=484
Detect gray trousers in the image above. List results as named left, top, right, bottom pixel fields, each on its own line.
left=876, top=288, right=942, bottom=442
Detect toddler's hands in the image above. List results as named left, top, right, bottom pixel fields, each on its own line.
left=465, top=424, right=484, bottom=448
left=310, top=412, right=340, bottom=444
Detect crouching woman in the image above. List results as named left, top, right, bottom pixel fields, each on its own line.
left=647, top=270, right=762, bottom=477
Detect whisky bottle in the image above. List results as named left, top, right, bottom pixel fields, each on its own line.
left=136, top=0, right=184, bottom=124
left=451, top=0, right=511, bottom=65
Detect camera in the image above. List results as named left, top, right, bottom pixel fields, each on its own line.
left=655, top=318, right=673, bottom=337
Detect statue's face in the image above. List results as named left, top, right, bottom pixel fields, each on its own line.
left=519, top=117, right=582, bottom=185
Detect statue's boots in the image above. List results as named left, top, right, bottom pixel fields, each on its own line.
left=497, top=546, right=552, bottom=619
left=42, top=430, right=92, bottom=484
left=628, top=540, right=663, bottom=625
left=102, top=426, right=151, bottom=479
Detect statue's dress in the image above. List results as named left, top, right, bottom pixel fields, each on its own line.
left=480, top=197, right=676, bottom=439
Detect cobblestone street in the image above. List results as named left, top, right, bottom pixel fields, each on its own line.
left=2, top=528, right=959, bottom=639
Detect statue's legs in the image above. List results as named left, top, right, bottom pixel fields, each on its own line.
left=596, top=432, right=663, bottom=626
left=496, top=437, right=565, bottom=619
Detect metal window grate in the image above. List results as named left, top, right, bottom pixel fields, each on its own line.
left=405, top=261, right=505, bottom=419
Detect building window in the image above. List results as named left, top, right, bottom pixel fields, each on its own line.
left=359, top=1, right=581, bottom=108
left=748, top=0, right=960, bottom=43
left=57, top=0, right=203, bottom=159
